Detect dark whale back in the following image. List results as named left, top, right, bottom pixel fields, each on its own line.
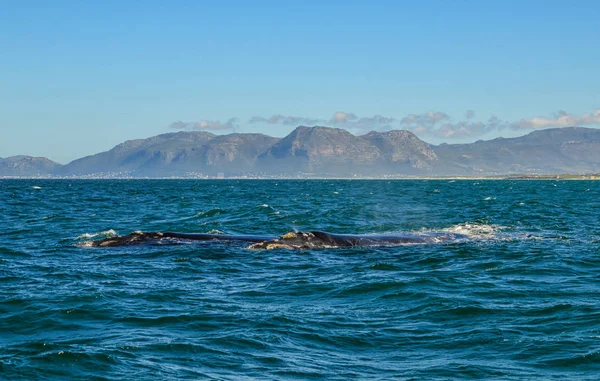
left=163, top=232, right=276, bottom=243
left=247, top=231, right=468, bottom=249
left=81, top=231, right=276, bottom=247
left=312, top=231, right=431, bottom=246
left=81, top=230, right=468, bottom=248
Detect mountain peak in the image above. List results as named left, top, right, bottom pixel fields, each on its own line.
left=256, top=125, right=435, bottom=175
left=0, top=156, right=63, bottom=176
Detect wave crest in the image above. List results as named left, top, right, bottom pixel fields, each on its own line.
left=76, top=229, right=118, bottom=240
left=441, top=222, right=505, bottom=239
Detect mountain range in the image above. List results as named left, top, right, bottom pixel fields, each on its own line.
left=2, top=126, right=600, bottom=177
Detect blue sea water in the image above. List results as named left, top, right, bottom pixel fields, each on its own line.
left=1, top=179, right=599, bottom=380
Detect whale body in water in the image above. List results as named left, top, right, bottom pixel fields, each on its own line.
left=81, top=230, right=468, bottom=249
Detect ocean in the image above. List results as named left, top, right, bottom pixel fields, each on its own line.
left=1, top=179, right=599, bottom=379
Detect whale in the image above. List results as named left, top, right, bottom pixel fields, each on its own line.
left=248, top=231, right=466, bottom=249
left=80, top=230, right=467, bottom=249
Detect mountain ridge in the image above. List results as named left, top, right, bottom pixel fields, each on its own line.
left=0, top=156, right=63, bottom=177
left=2, top=126, right=600, bottom=177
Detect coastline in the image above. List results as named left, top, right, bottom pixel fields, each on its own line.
left=1, top=174, right=599, bottom=180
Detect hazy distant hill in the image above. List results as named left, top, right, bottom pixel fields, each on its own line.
left=256, top=126, right=439, bottom=175
left=0, top=156, right=63, bottom=177
left=195, top=133, right=280, bottom=175
left=58, top=131, right=278, bottom=176
left=58, top=131, right=216, bottom=176
left=257, top=126, right=381, bottom=175
left=360, top=130, right=438, bottom=173
left=434, top=127, right=600, bottom=175
left=3, top=126, right=600, bottom=177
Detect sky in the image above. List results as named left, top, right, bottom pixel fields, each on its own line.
left=1, top=0, right=599, bottom=164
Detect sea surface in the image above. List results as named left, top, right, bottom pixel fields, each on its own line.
left=1, top=179, right=599, bottom=380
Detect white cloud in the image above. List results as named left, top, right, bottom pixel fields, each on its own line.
left=173, top=108, right=600, bottom=140
left=408, top=117, right=505, bottom=139
left=332, top=113, right=396, bottom=130
left=399, top=111, right=509, bottom=139
left=513, top=109, right=600, bottom=129
left=249, top=112, right=396, bottom=130
left=331, top=111, right=358, bottom=124
left=248, top=115, right=322, bottom=126
left=404, top=109, right=600, bottom=139
left=400, top=110, right=450, bottom=127
left=169, top=118, right=238, bottom=131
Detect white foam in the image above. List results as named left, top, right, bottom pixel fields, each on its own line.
left=441, top=222, right=504, bottom=239
left=32, top=186, right=42, bottom=190
left=76, top=229, right=118, bottom=240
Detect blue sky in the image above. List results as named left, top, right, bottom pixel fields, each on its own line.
left=1, top=0, right=599, bottom=163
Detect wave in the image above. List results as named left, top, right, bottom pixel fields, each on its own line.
left=74, top=221, right=563, bottom=249
left=153, top=208, right=226, bottom=224
left=440, top=222, right=505, bottom=239
left=76, top=229, right=118, bottom=240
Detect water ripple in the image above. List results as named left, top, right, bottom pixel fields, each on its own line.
left=1, top=179, right=599, bottom=379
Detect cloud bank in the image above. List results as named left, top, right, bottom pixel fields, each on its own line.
left=169, top=118, right=238, bottom=131
left=512, top=109, right=600, bottom=129
left=172, top=108, right=600, bottom=140
left=248, top=112, right=396, bottom=130
left=248, top=115, right=322, bottom=126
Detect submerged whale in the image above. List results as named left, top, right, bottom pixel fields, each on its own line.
left=81, top=230, right=467, bottom=249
